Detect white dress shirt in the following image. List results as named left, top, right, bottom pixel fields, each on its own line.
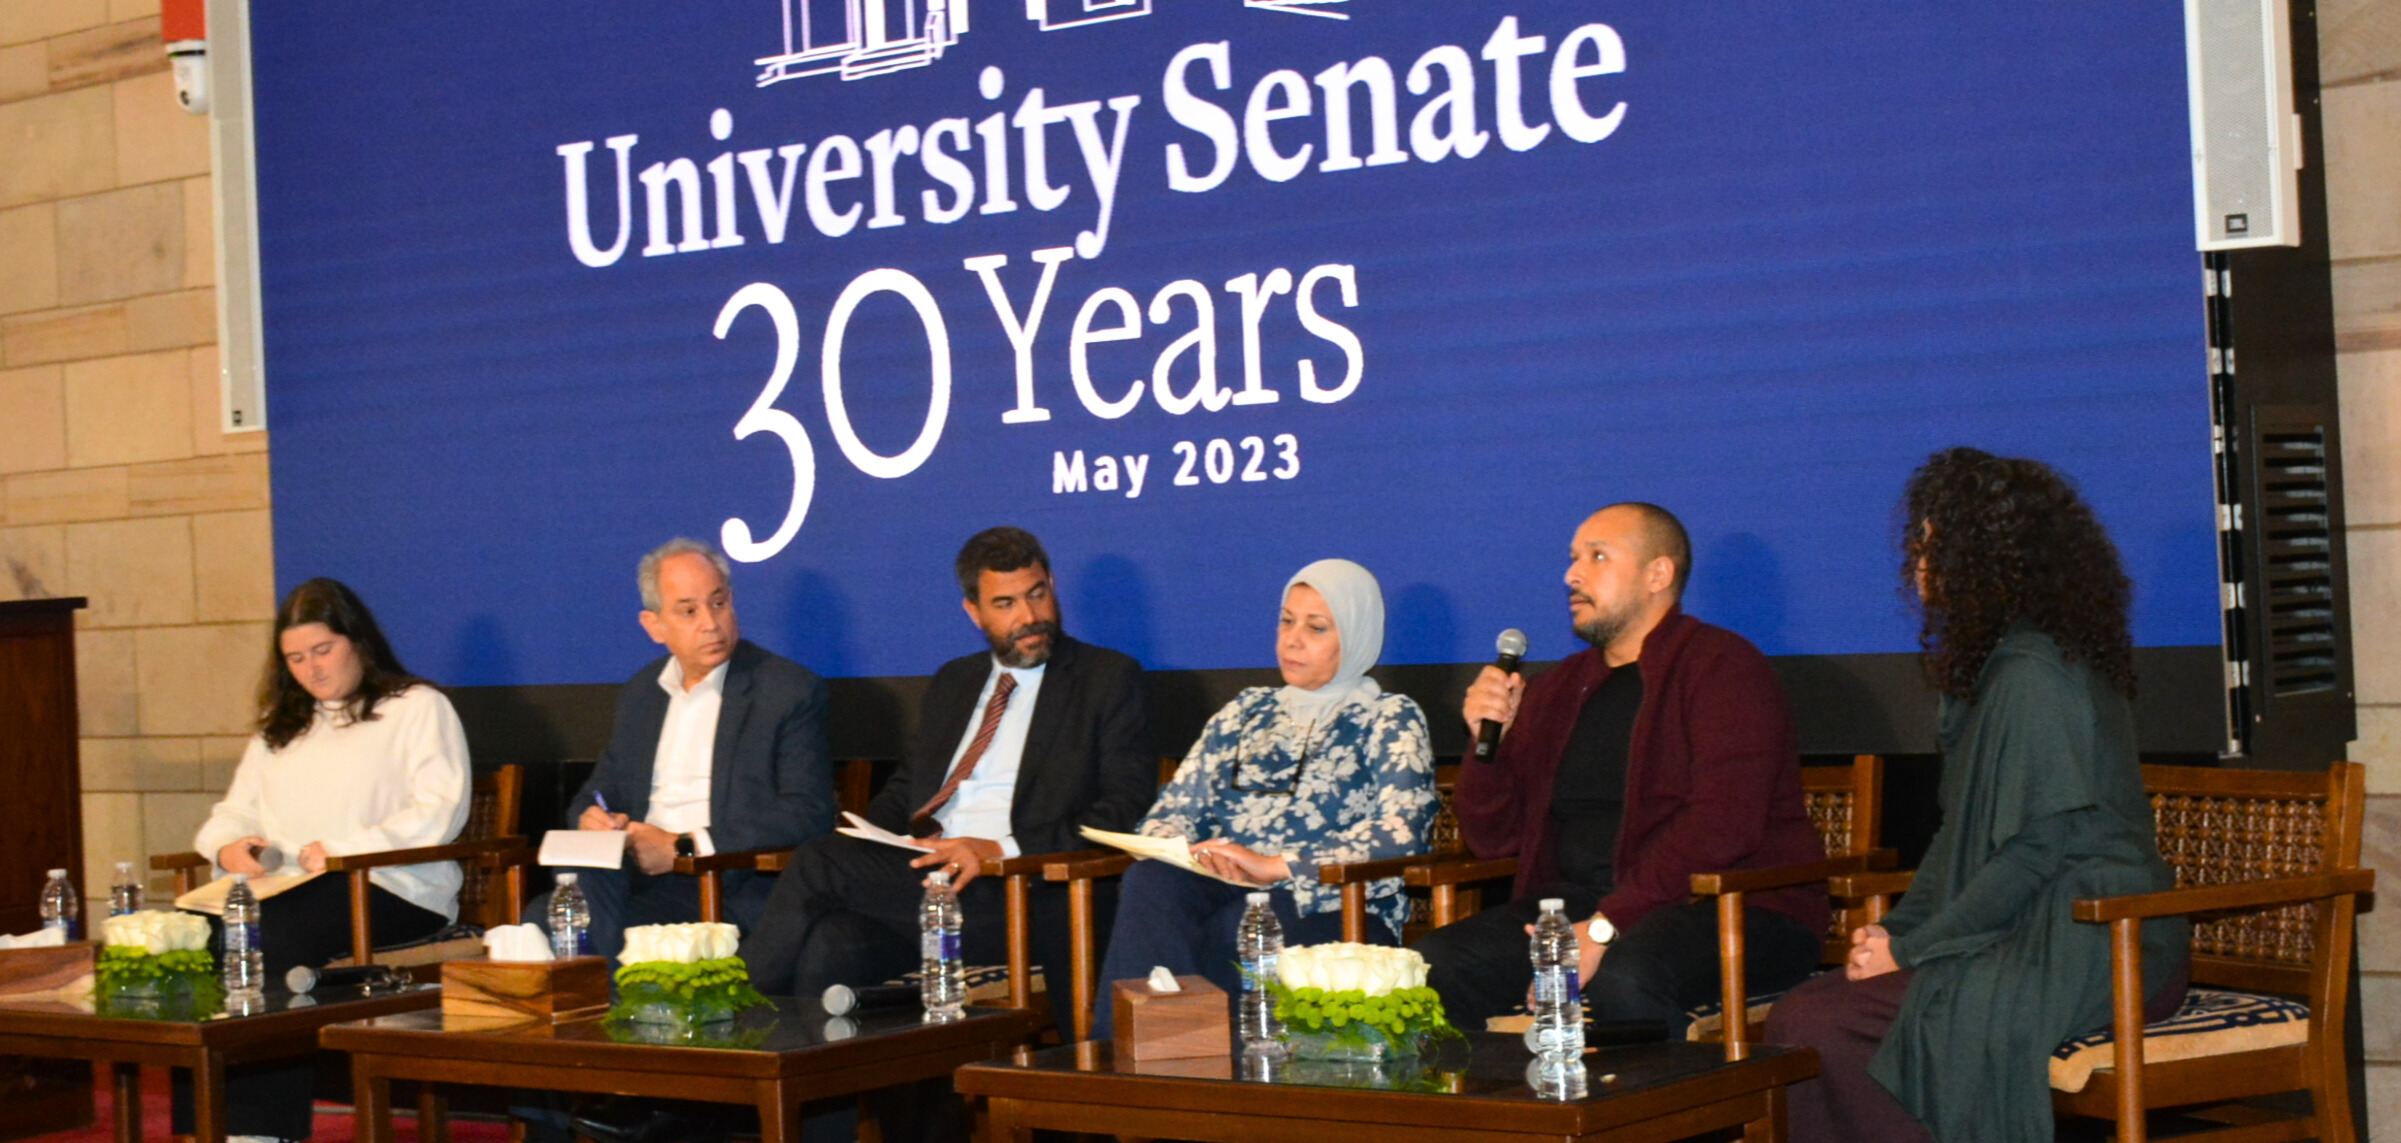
left=194, top=686, right=472, bottom=920
left=933, top=658, right=1046, bottom=857
left=646, top=657, right=726, bottom=855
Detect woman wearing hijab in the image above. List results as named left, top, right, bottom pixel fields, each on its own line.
left=1089, top=559, right=1439, bottom=1040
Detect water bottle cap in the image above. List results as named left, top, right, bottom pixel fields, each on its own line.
left=46, top=869, right=65, bottom=878
left=1538, top=897, right=1564, bottom=912
left=231, top=872, right=249, bottom=882
left=556, top=872, right=578, bottom=886
left=928, top=869, right=951, bottom=888
left=1246, top=891, right=1270, bottom=905
left=115, top=862, right=133, bottom=872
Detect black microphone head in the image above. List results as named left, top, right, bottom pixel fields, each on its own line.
left=1496, top=629, right=1528, bottom=659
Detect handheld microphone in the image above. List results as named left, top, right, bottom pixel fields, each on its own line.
left=821, top=982, right=920, bottom=1016
left=1474, top=629, right=1529, bottom=761
left=251, top=844, right=285, bottom=873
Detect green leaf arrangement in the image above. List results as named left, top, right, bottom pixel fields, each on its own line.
left=95, top=945, right=215, bottom=989
left=609, top=956, right=768, bottom=1020
left=1264, top=976, right=1462, bottom=1051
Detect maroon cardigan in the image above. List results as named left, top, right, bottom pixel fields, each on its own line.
left=1453, top=609, right=1828, bottom=935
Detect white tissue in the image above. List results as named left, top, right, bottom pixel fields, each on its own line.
left=0, top=928, right=67, bottom=950
left=1147, top=966, right=1181, bottom=993
left=484, top=923, right=555, bottom=962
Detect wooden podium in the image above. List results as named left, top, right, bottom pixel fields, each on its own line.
left=0, top=596, right=88, bottom=1140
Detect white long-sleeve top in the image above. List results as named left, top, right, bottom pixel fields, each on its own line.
left=193, top=685, right=472, bottom=921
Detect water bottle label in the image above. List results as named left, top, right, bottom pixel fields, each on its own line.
left=922, top=931, right=960, bottom=961
left=575, top=929, right=592, bottom=956
left=1535, top=968, right=1581, bottom=1006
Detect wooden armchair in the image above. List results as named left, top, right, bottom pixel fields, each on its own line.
left=1831, top=762, right=2373, bottom=1143
left=1690, top=754, right=1891, bottom=1046
left=151, top=765, right=526, bottom=968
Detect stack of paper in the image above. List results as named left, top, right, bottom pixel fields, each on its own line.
left=1078, top=827, right=1249, bottom=886
left=173, top=872, right=322, bottom=916
left=836, top=812, right=932, bottom=852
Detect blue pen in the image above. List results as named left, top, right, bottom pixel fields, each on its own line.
left=593, top=792, right=610, bottom=814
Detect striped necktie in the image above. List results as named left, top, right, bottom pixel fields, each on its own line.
left=911, top=672, right=1018, bottom=837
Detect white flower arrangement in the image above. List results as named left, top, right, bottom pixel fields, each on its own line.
left=96, top=911, right=217, bottom=992
left=1267, top=943, right=1456, bottom=1061
left=1274, top=942, right=1430, bottom=996
left=618, top=922, right=740, bottom=966
left=611, top=922, right=763, bottom=1027
left=102, top=911, right=211, bottom=955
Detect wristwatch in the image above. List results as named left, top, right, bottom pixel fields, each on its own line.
left=1587, top=914, right=1616, bottom=945
left=674, top=833, right=696, bottom=859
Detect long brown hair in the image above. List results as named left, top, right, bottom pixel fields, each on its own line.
left=256, top=578, right=431, bottom=750
left=1901, top=448, right=2137, bottom=701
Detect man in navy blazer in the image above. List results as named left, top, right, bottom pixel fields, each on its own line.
left=534, top=538, right=833, bottom=961
left=741, top=526, right=1153, bottom=1000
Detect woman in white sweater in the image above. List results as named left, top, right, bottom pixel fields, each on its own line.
left=185, top=578, right=470, bottom=1142
left=193, top=577, right=472, bottom=972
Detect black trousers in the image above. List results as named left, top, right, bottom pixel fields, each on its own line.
left=172, top=876, right=448, bottom=1140
left=1410, top=885, right=1822, bottom=1035
left=738, top=833, right=1088, bottom=1002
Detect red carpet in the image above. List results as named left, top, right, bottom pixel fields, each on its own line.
left=26, top=1064, right=514, bottom=1143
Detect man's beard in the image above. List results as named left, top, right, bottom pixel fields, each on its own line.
left=989, top=619, right=1062, bottom=668
left=1571, top=594, right=1635, bottom=650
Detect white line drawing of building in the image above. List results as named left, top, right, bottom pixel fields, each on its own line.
left=1244, top=0, right=1345, bottom=19
left=755, top=0, right=966, bottom=85
left=1024, top=0, right=1152, bottom=31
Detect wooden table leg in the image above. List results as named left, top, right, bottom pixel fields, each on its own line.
left=756, top=1080, right=796, bottom=1143
left=982, top=1096, right=1030, bottom=1143
left=110, top=1062, right=141, bottom=1143
left=189, top=1051, right=228, bottom=1143
left=1742, top=1084, right=1789, bottom=1143
left=351, top=1055, right=394, bottom=1143
left=417, top=1085, right=450, bottom=1143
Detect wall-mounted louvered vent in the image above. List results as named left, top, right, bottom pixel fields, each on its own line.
left=2250, top=419, right=2338, bottom=695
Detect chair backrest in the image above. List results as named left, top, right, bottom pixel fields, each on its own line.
left=1431, top=762, right=1465, bottom=857
left=2142, top=763, right=2363, bottom=998
left=838, top=758, right=879, bottom=819
left=457, top=765, right=523, bottom=928
left=1803, top=755, right=1883, bottom=961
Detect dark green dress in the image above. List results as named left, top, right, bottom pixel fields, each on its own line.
left=1868, top=627, right=2189, bottom=1143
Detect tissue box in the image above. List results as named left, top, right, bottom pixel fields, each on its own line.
left=1110, top=974, right=1228, bottom=1061
left=0, top=942, right=94, bottom=997
left=441, top=957, right=609, bottom=1023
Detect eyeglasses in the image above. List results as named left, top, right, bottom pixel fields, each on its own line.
left=1229, top=716, right=1320, bottom=797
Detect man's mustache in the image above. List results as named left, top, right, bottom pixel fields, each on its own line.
left=1009, top=620, right=1061, bottom=642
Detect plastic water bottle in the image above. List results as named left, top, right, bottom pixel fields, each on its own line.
left=221, top=874, right=264, bottom=997
left=548, top=873, right=591, bottom=957
left=110, top=862, right=143, bottom=916
left=1527, top=898, right=1585, bottom=1062
left=919, top=870, right=965, bottom=1021
left=38, top=869, right=77, bottom=940
left=1236, top=891, right=1285, bottom=1050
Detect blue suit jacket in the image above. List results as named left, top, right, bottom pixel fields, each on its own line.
left=567, top=639, right=835, bottom=854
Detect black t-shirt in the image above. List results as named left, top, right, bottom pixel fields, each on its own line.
left=1548, top=663, right=1643, bottom=893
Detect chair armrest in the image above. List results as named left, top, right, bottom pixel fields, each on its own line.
left=151, top=852, right=210, bottom=872
left=1829, top=870, right=1915, bottom=898
left=673, top=847, right=792, bottom=876
left=1319, top=855, right=1427, bottom=884
left=479, top=846, right=539, bottom=871
left=1044, top=851, right=1135, bottom=881
left=1691, top=850, right=1899, bottom=896
left=2073, top=869, right=2375, bottom=923
left=321, top=837, right=525, bottom=872
left=1404, top=857, right=1519, bottom=888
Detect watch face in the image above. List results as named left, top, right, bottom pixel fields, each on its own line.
left=1589, top=917, right=1615, bottom=944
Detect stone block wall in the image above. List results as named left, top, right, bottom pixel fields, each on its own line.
left=2326, top=1, right=2401, bottom=1133
left=0, top=0, right=271, bottom=902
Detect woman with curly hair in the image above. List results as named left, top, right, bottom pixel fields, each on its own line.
left=1766, top=448, right=2189, bottom=1143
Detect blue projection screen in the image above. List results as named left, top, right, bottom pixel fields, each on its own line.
left=254, top=1, right=2218, bottom=687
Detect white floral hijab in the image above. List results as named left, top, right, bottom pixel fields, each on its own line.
left=1276, top=558, right=1385, bottom=721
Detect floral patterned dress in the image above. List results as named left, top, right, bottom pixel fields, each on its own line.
left=1138, top=687, right=1439, bottom=940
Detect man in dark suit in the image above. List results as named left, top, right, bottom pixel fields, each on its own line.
left=740, top=526, right=1154, bottom=1000
left=532, top=537, right=834, bottom=961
